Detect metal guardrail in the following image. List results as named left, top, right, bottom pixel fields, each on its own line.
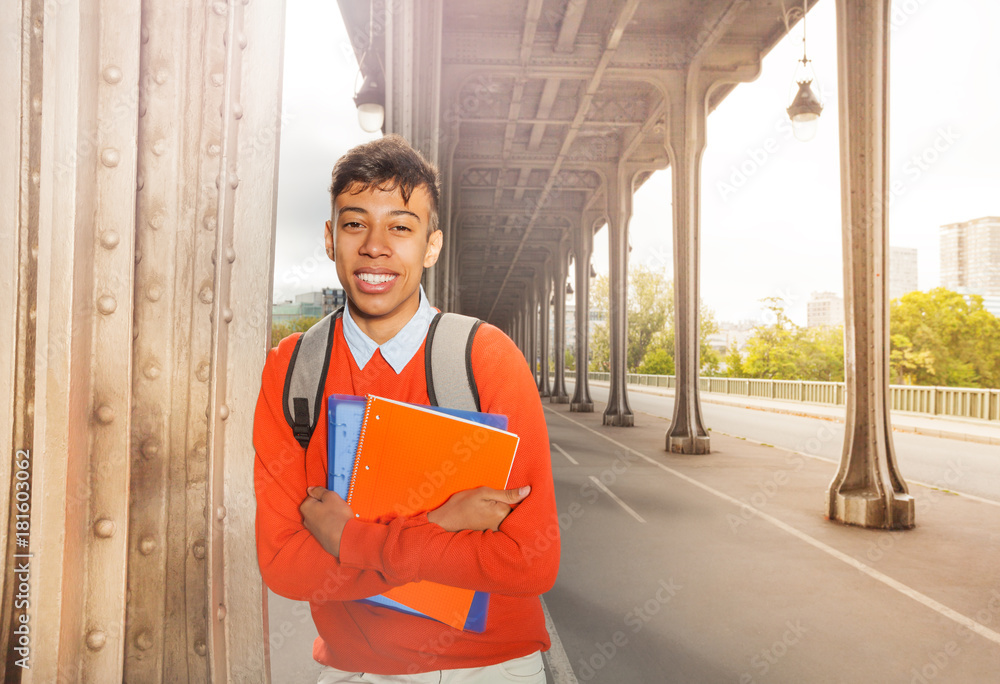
left=586, top=372, right=1000, bottom=422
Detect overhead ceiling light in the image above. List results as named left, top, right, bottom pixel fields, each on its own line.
left=354, top=73, right=385, bottom=133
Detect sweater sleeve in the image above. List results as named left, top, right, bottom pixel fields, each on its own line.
left=253, top=337, right=403, bottom=602
left=337, top=324, right=561, bottom=597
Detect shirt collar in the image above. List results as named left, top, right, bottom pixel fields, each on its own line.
left=341, top=285, right=436, bottom=374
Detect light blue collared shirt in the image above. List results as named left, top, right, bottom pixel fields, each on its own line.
left=342, top=285, right=436, bottom=374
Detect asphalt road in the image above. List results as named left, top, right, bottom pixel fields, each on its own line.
left=570, top=381, right=1000, bottom=504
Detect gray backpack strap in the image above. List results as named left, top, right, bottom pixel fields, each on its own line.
left=282, top=308, right=343, bottom=449
left=425, top=312, right=483, bottom=411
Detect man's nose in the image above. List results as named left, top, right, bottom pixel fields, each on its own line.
left=360, top=227, right=390, bottom=257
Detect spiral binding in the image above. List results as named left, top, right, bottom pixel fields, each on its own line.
left=347, top=395, right=376, bottom=506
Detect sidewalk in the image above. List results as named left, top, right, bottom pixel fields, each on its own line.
left=587, top=380, right=1000, bottom=446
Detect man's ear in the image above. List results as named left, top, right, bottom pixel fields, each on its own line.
left=423, top=229, right=443, bottom=268
left=325, top=220, right=335, bottom=261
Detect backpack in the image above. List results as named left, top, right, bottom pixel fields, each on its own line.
left=282, top=306, right=484, bottom=449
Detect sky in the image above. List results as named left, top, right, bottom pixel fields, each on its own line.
left=274, top=0, right=1000, bottom=327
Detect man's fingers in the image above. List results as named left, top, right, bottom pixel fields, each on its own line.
left=306, top=486, right=327, bottom=501
left=489, top=484, right=531, bottom=504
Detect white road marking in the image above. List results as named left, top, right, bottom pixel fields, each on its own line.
left=540, top=596, right=579, bottom=684
left=587, top=475, right=646, bottom=523
left=547, top=408, right=1000, bottom=648
left=551, top=442, right=579, bottom=465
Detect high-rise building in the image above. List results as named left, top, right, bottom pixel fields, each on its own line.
left=807, top=291, right=844, bottom=328
left=889, top=246, right=918, bottom=300
left=940, top=217, right=1000, bottom=296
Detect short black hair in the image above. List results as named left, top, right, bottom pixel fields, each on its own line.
left=329, top=134, right=440, bottom=233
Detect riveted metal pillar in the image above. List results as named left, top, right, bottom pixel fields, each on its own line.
left=538, top=259, right=552, bottom=398
left=603, top=167, right=634, bottom=427
left=2, top=1, right=282, bottom=681
left=551, top=241, right=570, bottom=404
left=663, top=66, right=710, bottom=453
left=827, top=0, right=914, bottom=530
left=570, top=221, right=594, bottom=412
left=527, top=279, right=538, bottom=383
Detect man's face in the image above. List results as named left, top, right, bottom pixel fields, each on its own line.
left=325, top=182, right=442, bottom=334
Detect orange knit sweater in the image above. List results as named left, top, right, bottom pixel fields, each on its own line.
left=253, top=317, right=560, bottom=674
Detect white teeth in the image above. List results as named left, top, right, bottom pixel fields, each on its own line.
left=357, top=272, right=396, bottom=284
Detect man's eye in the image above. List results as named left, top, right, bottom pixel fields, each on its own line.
left=343, top=221, right=363, bottom=229
left=391, top=225, right=412, bottom=232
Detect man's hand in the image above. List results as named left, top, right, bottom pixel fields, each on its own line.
left=300, top=486, right=354, bottom=557
left=427, top=485, right=531, bottom=532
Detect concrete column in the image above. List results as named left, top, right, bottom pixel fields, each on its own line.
left=570, top=222, right=594, bottom=412
left=663, top=67, right=711, bottom=453
left=827, top=0, right=914, bottom=530
left=538, top=259, right=553, bottom=397
left=551, top=241, right=571, bottom=404
left=603, top=167, right=634, bottom=427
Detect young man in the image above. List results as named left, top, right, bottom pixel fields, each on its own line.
left=254, top=135, right=560, bottom=682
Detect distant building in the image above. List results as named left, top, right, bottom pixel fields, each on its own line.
left=716, top=320, right=757, bottom=351
left=272, top=287, right=346, bottom=324
left=807, top=292, right=844, bottom=328
left=941, top=217, right=1000, bottom=296
left=890, top=246, right=918, bottom=300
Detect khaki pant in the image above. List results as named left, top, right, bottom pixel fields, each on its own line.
left=317, top=651, right=545, bottom=684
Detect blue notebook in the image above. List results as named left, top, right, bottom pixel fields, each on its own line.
left=327, top=394, right=508, bottom=632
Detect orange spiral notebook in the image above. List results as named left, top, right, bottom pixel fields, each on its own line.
left=347, top=395, right=520, bottom=630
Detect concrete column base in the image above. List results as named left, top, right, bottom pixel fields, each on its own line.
left=550, top=395, right=570, bottom=404
left=667, top=434, right=711, bottom=455
left=603, top=412, right=634, bottom=427
left=828, top=491, right=915, bottom=530
left=570, top=402, right=594, bottom=413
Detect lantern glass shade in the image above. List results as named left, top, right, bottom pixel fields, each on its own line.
left=786, top=80, right=823, bottom=142
left=354, top=74, right=385, bottom=133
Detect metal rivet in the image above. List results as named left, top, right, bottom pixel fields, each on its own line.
left=238, top=33, right=247, bottom=49
left=100, top=148, right=120, bottom=167
left=146, top=283, right=162, bottom=302
left=195, top=641, right=207, bottom=656
left=136, top=630, right=153, bottom=651
left=103, top=65, right=123, bottom=84
left=225, top=247, right=236, bottom=263
left=211, top=72, right=224, bottom=87
left=94, top=518, right=116, bottom=538
left=31, top=95, right=41, bottom=114
left=192, top=539, right=206, bottom=560
left=199, top=288, right=214, bottom=304
left=86, top=630, right=107, bottom=651
left=208, top=143, right=221, bottom=157
left=142, top=439, right=159, bottom=460
left=228, top=173, right=239, bottom=188
left=152, top=139, right=166, bottom=156
left=95, top=405, right=114, bottom=426
left=139, top=537, right=156, bottom=555
left=140, top=25, right=149, bottom=44
left=136, top=173, right=145, bottom=191
left=218, top=404, right=229, bottom=420
left=217, top=604, right=227, bottom=621
left=143, top=363, right=160, bottom=380
left=223, top=308, right=233, bottom=323
left=148, top=212, right=164, bottom=230
left=216, top=506, right=226, bottom=521
left=31, top=170, right=40, bottom=186
left=232, top=103, right=244, bottom=120
left=97, top=294, right=116, bottom=314
left=196, top=361, right=210, bottom=382
left=100, top=231, right=120, bottom=249
left=139, top=103, right=147, bottom=118
left=154, top=69, right=167, bottom=85
left=213, top=2, right=227, bottom=15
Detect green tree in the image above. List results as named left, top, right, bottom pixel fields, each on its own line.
left=588, top=266, right=719, bottom=374
left=738, top=298, right=844, bottom=381
left=271, top=316, right=320, bottom=348
left=889, top=288, right=1000, bottom=387
left=723, top=342, right=745, bottom=378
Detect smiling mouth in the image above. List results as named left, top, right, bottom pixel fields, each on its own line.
left=356, top=273, right=397, bottom=284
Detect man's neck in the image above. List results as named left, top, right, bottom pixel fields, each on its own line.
left=346, top=295, right=420, bottom=345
